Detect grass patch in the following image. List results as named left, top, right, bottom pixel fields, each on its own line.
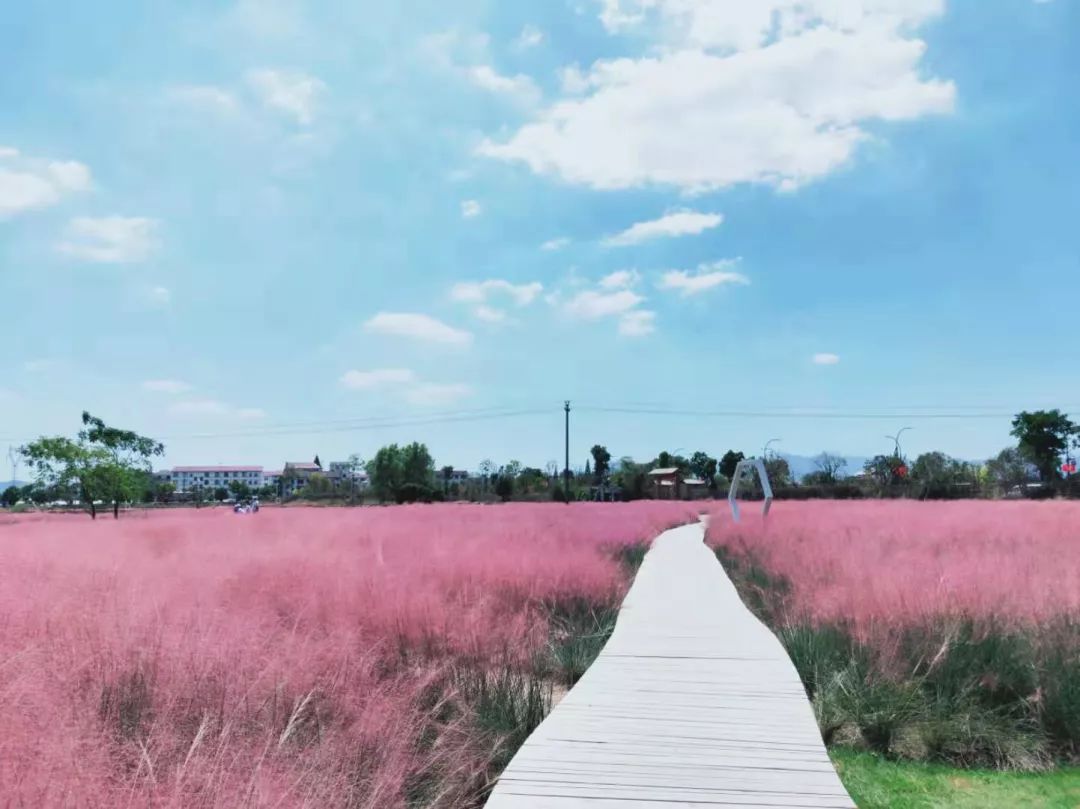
left=832, top=749, right=1080, bottom=808
left=713, top=542, right=1079, bottom=771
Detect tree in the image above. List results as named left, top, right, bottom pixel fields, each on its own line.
left=613, top=457, right=647, bottom=500
left=719, top=450, right=745, bottom=481
left=590, top=445, right=612, bottom=483
left=228, top=480, right=252, bottom=501
left=1, top=485, right=21, bottom=507
left=688, top=451, right=717, bottom=481
left=812, top=453, right=847, bottom=484
left=213, top=487, right=229, bottom=502
left=156, top=481, right=176, bottom=503
left=503, top=459, right=523, bottom=480
left=494, top=475, right=514, bottom=502
left=1010, top=410, right=1078, bottom=484
left=763, top=456, right=793, bottom=489
left=441, top=465, right=454, bottom=494
left=986, top=447, right=1037, bottom=495
left=299, top=473, right=333, bottom=499
left=863, top=454, right=908, bottom=488
left=20, top=412, right=164, bottom=519
left=366, top=442, right=436, bottom=503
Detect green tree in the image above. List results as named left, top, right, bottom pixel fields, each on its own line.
left=809, top=453, right=847, bottom=485
left=494, top=474, right=514, bottom=502
left=986, top=447, right=1036, bottom=495
left=688, top=451, right=718, bottom=482
left=590, top=445, right=612, bottom=483
left=1010, top=410, right=1078, bottom=484
left=719, top=450, right=745, bottom=480
left=366, top=442, right=436, bottom=503
left=299, top=473, right=333, bottom=499
left=763, top=456, right=793, bottom=488
left=613, top=457, right=647, bottom=500
left=441, top=465, right=454, bottom=494
left=228, top=480, right=252, bottom=501
left=156, top=481, right=176, bottom=503
left=20, top=412, right=164, bottom=519
left=1, top=485, right=21, bottom=507
left=863, top=454, right=908, bottom=488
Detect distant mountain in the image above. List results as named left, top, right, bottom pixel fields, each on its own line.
left=0, top=480, right=28, bottom=492
left=780, top=454, right=870, bottom=481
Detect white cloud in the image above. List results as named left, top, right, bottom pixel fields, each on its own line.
left=658, top=260, right=749, bottom=296
left=0, top=148, right=91, bottom=218
left=813, top=352, right=841, bottom=365
left=473, top=305, right=507, bottom=323
left=364, top=312, right=473, bottom=346
left=516, top=24, right=544, bottom=48
left=480, top=2, right=954, bottom=193
left=461, top=199, right=482, bottom=219
left=169, top=399, right=266, bottom=419
left=541, top=237, right=571, bottom=251
left=619, top=310, right=656, bottom=337
left=599, top=269, right=641, bottom=289
left=559, top=65, right=591, bottom=95
left=405, top=382, right=472, bottom=406
left=246, top=68, right=325, bottom=125
left=143, top=379, right=191, bottom=394
left=563, top=288, right=644, bottom=319
left=451, top=279, right=543, bottom=306
left=339, top=368, right=417, bottom=390
left=467, top=65, right=541, bottom=105
left=57, top=216, right=159, bottom=263
left=604, top=210, right=723, bottom=246
left=169, top=399, right=230, bottom=417
left=167, top=84, right=239, bottom=114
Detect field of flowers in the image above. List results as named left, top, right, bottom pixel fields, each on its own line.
left=706, top=500, right=1080, bottom=770
left=0, top=502, right=698, bottom=808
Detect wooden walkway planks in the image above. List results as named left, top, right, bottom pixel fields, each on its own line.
left=485, top=520, right=856, bottom=808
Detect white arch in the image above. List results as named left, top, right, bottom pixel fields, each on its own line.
left=727, top=458, right=773, bottom=522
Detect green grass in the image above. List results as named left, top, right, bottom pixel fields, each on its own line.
left=833, top=749, right=1080, bottom=808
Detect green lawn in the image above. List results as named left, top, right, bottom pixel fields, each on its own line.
left=832, top=750, right=1080, bottom=808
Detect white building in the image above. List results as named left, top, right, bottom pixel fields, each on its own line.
left=169, top=466, right=264, bottom=493
left=328, top=461, right=370, bottom=489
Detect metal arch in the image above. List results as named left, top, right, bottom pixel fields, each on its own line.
left=727, top=458, right=773, bottom=523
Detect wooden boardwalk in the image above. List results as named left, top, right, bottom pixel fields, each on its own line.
left=486, top=520, right=855, bottom=808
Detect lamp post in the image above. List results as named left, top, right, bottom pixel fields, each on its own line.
left=886, top=427, right=913, bottom=459
left=763, top=438, right=781, bottom=460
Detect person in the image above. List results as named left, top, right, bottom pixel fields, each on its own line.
left=251, top=496, right=260, bottom=513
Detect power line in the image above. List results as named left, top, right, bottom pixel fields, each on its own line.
left=575, top=405, right=1071, bottom=420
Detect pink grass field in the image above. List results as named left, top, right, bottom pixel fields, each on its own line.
left=705, top=500, right=1080, bottom=635
left=0, top=502, right=698, bottom=808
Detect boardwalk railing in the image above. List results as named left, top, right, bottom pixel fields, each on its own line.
left=485, top=520, right=855, bottom=808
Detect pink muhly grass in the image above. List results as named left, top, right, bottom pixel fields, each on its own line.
left=0, top=502, right=698, bottom=807
left=705, top=500, right=1080, bottom=636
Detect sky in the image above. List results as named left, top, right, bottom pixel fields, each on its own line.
left=2, top=0, right=1078, bottom=474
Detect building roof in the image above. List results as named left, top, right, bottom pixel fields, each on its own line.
left=684, top=478, right=707, bottom=486
left=263, top=470, right=283, bottom=476
left=285, top=462, right=321, bottom=471
left=648, top=467, right=681, bottom=476
left=173, top=466, right=263, bottom=473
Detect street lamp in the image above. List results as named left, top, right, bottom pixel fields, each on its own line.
left=886, top=427, right=913, bottom=458
left=763, top=438, right=781, bottom=459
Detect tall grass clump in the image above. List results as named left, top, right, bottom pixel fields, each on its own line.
left=0, top=501, right=697, bottom=807
left=706, top=500, right=1080, bottom=771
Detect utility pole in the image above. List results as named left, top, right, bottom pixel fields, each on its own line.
left=7, top=446, right=18, bottom=486
left=564, top=400, right=571, bottom=504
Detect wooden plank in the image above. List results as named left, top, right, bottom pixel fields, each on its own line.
left=485, top=521, right=855, bottom=809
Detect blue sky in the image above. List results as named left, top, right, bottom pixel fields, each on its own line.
left=2, top=0, right=1078, bottom=473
